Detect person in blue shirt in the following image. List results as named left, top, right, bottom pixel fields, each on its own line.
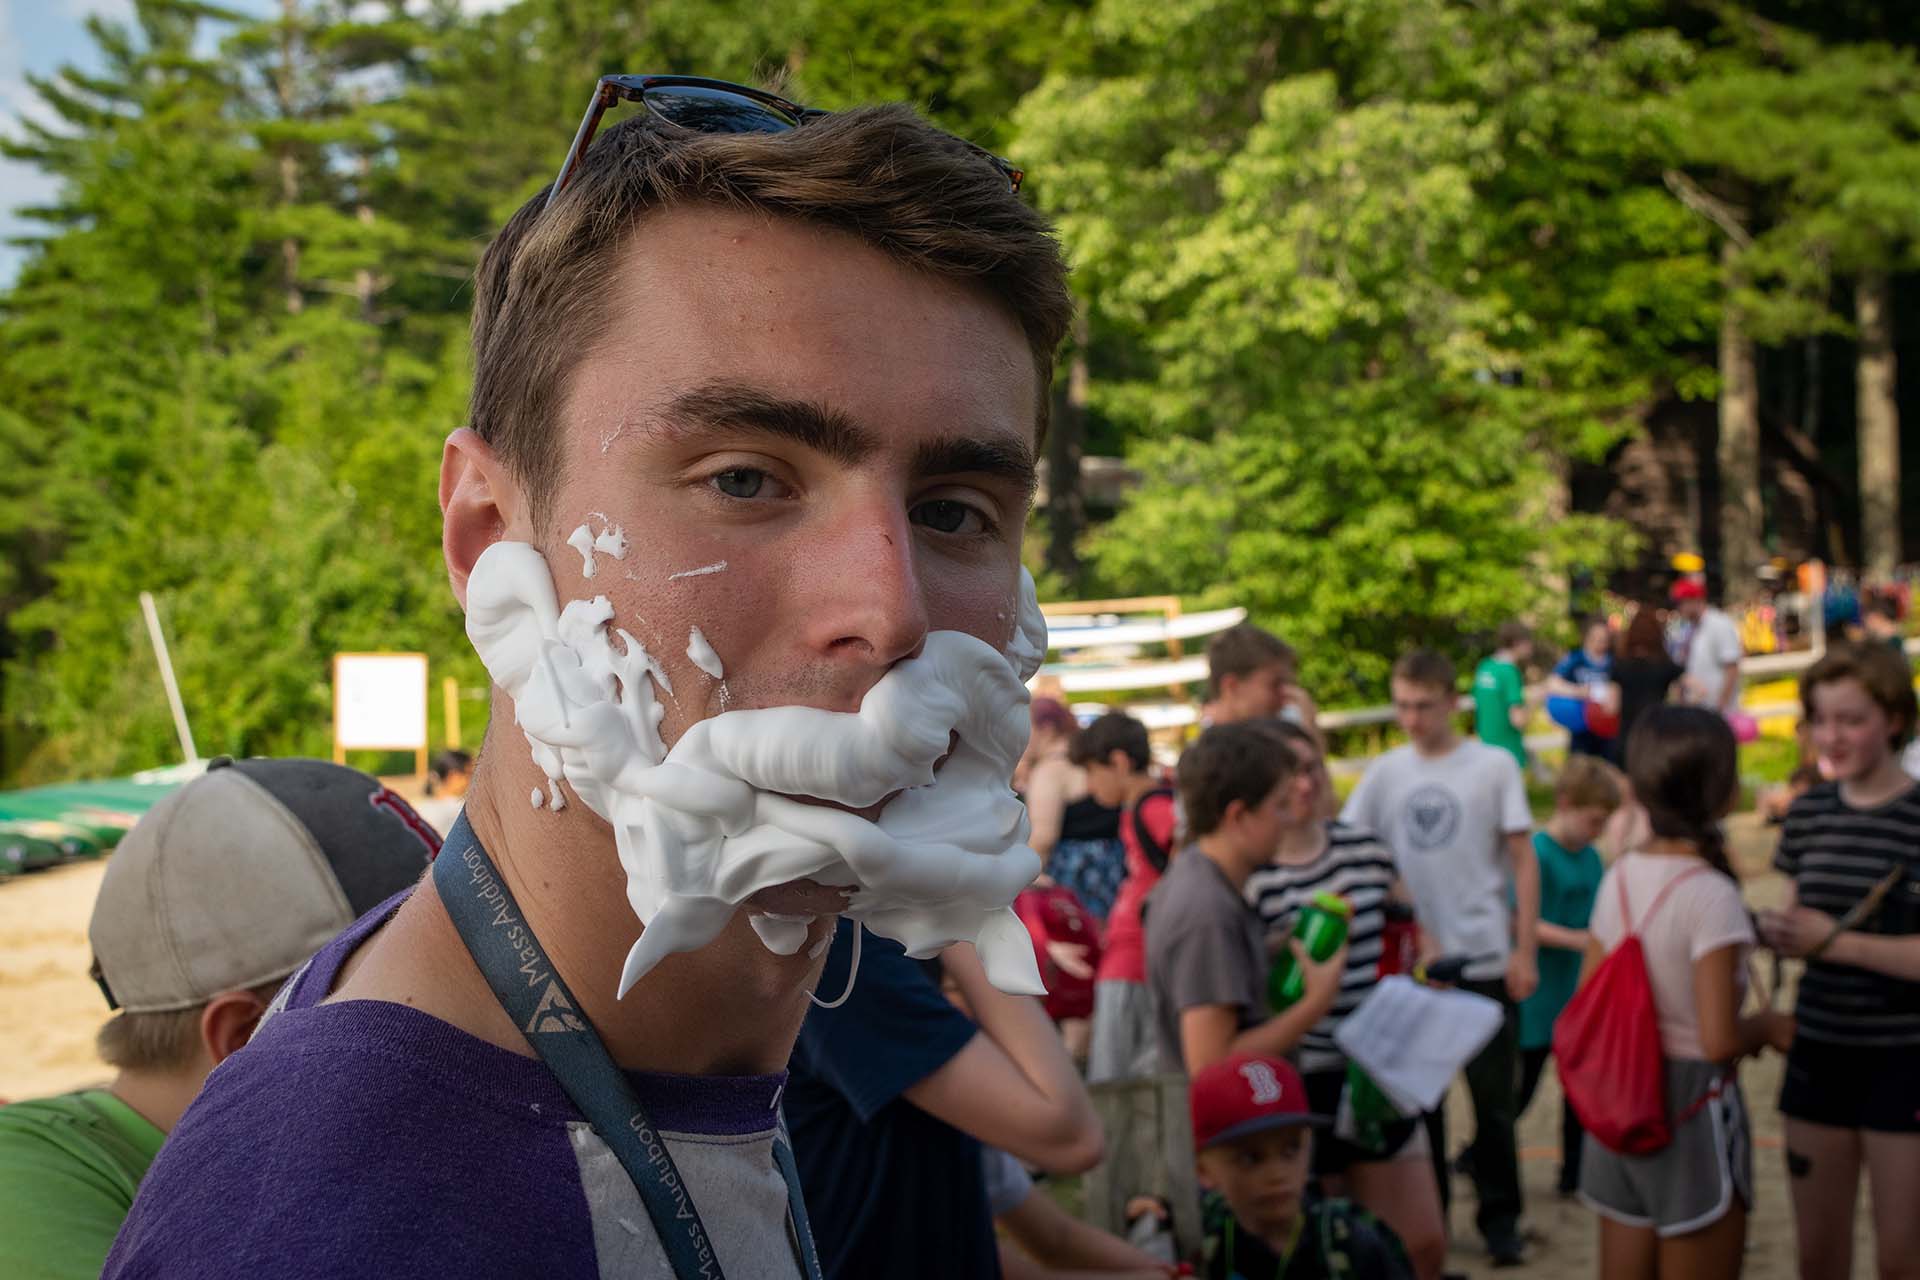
left=785, top=921, right=1125, bottom=1279
left=1547, top=617, right=1617, bottom=760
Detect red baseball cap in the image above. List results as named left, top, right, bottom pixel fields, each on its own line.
left=1189, top=1054, right=1327, bottom=1151
left=1670, top=578, right=1707, bottom=602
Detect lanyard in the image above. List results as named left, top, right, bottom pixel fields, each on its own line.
left=434, top=815, right=823, bottom=1280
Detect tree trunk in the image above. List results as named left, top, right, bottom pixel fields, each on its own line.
left=1718, top=241, right=1763, bottom=596
left=1045, top=309, right=1089, bottom=586
left=1857, top=271, right=1901, bottom=575
left=277, top=0, right=302, bottom=315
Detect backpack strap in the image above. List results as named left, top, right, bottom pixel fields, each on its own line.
left=1130, top=788, right=1176, bottom=874
left=1622, top=862, right=1710, bottom=937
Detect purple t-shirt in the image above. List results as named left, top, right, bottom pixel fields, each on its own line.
left=103, top=891, right=806, bottom=1279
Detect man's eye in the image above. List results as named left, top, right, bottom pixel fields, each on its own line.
left=911, top=499, right=988, bottom=535
left=713, top=468, right=767, bottom=499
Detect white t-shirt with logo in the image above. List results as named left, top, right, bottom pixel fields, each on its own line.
left=1684, top=607, right=1744, bottom=708
left=1341, top=739, right=1532, bottom=981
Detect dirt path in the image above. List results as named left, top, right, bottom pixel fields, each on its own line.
left=0, top=858, right=113, bottom=1102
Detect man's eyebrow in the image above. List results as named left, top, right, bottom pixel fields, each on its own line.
left=659, top=382, right=880, bottom=464
left=913, top=435, right=1039, bottom=501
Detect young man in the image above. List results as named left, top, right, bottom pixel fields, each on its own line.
left=1671, top=578, right=1744, bottom=714
left=0, top=759, right=437, bottom=1280
left=1190, top=1053, right=1415, bottom=1280
left=1205, top=623, right=1321, bottom=736
left=1514, top=755, right=1619, bottom=1197
left=784, top=923, right=1109, bottom=1279
left=1145, top=720, right=1346, bottom=1077
left=106, top=85, right=1073, bottom=1278
left=1340, top=650, right=1538, bottom=1267
left=1472, top=621, right=1534, bottom=769
left=1545, top=617, right=1617, bottom=760
left=1073, top=711, right=1178, bottom=1083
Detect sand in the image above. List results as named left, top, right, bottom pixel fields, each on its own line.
left=0, top=817, right=1879, bottom=1276
left=0, top=858, right=115, bottom=1102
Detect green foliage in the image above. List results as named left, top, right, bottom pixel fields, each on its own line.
left=0, top=0, right=1914, bottom=781
left=1015, top=0, right=1697, bottom=700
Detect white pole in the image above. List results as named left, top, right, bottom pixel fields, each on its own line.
left=139, top=592, right=199, bottom=763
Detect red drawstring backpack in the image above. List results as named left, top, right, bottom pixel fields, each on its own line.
left=1553, top=865, right=1719, bottom=1155
left=1013, top=883, right=1102, bottom=1022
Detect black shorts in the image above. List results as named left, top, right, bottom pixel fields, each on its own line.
left=1778, top=1035, right=1920, bottom=1133
left=1304, top=1068, right=1422, bottom=1176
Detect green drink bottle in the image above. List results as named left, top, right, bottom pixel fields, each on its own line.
left=1268, top=891, right=1353, bottom=1009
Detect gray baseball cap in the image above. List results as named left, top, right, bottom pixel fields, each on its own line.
left=89, top=757, right=441, bottom=1013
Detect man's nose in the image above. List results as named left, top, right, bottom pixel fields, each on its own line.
left=799, top=499, right=930, bottom=673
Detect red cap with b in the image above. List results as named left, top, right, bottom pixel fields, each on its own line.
left=1188, top=1054, right=1328, bottom=1152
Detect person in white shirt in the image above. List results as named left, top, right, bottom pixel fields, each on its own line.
left=1341, top=649, right=1538, bottom=1267
left=1671, top=579, right=1743, bottom=714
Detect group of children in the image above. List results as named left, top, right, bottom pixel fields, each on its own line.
left=1065, top=620, right=1919, bottom=1280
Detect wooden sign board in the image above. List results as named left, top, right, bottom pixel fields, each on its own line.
left=332, top=652, right=429, bottom=777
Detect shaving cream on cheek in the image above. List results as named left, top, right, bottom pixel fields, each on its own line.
left=463, top=540, right=1050, bottom=999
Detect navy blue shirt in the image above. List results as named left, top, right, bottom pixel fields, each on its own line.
left=785, top=921, right=995, bottom=1279
left=1554, top=648, right=1614, bottom=758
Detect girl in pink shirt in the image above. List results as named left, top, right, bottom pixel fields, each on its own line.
left=1576, top=705, right=1794, bottom=1280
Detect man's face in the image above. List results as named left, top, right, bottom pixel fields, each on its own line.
left=1196, top=1127, right=1311, bottom=1238
left=1221, top=662, right=1291, bottom=723
left=1678, top=598, right=1706, bottom=623
left=1392, top=677, right=1455, bottom=749
left=535, top=207, right=1038, bottom=762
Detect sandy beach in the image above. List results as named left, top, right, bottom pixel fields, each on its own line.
left=0, top=816, right=1878, bottom=1276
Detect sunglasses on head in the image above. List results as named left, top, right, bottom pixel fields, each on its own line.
left=547, top=74, right=1024, bottom=210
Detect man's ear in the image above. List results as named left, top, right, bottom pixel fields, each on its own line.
left=199, top=989, right=269, bottom=1067
left=441, top=427, right=522, bottom=610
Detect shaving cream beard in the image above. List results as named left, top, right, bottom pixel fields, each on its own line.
left=463, top=540, right=1050, bottom=999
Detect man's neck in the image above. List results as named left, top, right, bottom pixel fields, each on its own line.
left=1196, top=835, right=1262, bottom=890
left=107, top=1069, right=202, bottom=1136
left=1411, top=730, right=1460, bottom=760
left=1543, top=816, right=1579, bottom=850
left=1121, top=774, right=1160, bottom=808
left=333, top=760, right=834, bottom=1076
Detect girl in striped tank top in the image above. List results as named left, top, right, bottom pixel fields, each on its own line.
left=1244, top=721, right=1445, bottom=1280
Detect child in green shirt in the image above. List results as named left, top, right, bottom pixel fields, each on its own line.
left=1473, top=623, right=1534, bottom=769
left=1516, top=756, right=1621, bottom=1194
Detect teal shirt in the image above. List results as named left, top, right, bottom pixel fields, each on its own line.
left=1518, top=831, right=1604, bottom=1049
left=1472, top=657, right=1526, bottom=767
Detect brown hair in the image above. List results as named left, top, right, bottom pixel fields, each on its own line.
left=1618, top=608, right=1667, bottom=662
left=1206, top=624, right=1296, bottom=699
left=96, top=980, right=284, bottom=1075
left=1801, top=643, right=1919, bottom=749
left=1069, top=711, right=1150, bottom=771
left=1625, top=705, right=1737, bottom=879
left=1496, top=621, right=1532, bottom=651
left=1177, top=720, right=1300, bottom=838
left=1030, top=696, right=1078, bottom=741
left=1391, top=649, right=1456, bottom=694
left=470, top=105, right=1074, bottom=519
left=1554, top=754, right=1622, bottom=813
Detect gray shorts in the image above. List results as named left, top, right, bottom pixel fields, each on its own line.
left=1579, top=1059, right=1752, bottom=1237
left=1087, top=980, right=1159, bottom=1084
